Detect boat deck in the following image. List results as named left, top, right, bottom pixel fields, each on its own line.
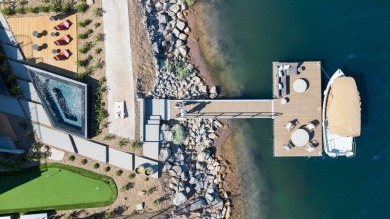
left=273, top=61, right=323, bottom=157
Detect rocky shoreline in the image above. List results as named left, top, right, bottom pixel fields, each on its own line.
left=139, top=0, right=233, bottom=218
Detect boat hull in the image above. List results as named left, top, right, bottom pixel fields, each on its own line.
left=322, top=70, right=356, bottom=158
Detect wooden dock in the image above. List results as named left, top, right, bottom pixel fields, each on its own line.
left=7, top=15, right=78, bottom=74
left=272, top=61, right=322, bottom=157
left=168, top=99, right=274, bottom=120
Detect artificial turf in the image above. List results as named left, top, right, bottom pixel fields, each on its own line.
left=0, top=163, right=116, bottom=213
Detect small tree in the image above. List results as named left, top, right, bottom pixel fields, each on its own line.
left=104, top=166, right=111, bottom=172
left=93, top=163, right=100, bottom=169
left=81, top=159, right=87, bottom=165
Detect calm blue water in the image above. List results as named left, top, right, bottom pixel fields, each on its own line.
left=205, top=0, right=390, bottom=218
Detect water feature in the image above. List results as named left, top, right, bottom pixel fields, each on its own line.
left=28, top=66, right=88, bottom=137
left=202, top=0, right=390, bottom=218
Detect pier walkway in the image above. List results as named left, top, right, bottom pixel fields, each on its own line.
left=168, top=99, right=274, bottom=119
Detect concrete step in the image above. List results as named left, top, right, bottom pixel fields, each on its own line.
left=147, top=120, right=160, bottom=125
left=150, top=115, right=160, bottom=120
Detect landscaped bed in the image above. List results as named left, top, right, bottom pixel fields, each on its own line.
left=0, top=163, right=117, bottom=214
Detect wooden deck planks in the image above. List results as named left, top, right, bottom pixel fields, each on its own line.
left=169, top=100, right=274, bottom=119
left=273, top=61, right=323, bottom=157
left=7, top=15, right=77, bottom=74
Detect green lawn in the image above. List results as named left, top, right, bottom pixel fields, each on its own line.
left=0, top=163, right=117, bottom=214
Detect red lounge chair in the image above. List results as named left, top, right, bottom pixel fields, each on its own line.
left=54, top=20, right=70, bottom=31
left=54, top=35, right=71, bottom=45
left=54, top=49, right=70, bottom=61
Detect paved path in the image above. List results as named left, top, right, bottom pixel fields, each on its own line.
left=102, top=0, right=135, bottom=139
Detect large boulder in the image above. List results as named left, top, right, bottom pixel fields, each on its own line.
left=176, top=20, right=186, bottom=31
left=189, top=197, right=207, bottom=211
left=172, top=192, right=187, bottom=206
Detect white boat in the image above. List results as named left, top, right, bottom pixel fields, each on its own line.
left=322, top=69, right=361, bottom=158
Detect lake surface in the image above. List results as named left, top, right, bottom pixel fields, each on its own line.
left=206, top=0, right=390, bottom=218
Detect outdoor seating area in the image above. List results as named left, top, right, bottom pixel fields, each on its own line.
left=273, top=61, right=323, bottom=157
left=275, top=62, right=299, bottom=97
left=7, top=15, right=77, bottom=73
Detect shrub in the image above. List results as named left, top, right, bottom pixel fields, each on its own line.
left=68, top=155, right=75, bottom=161
left=39, top=6, right=50, bottom=13
left=0, top=63, right=11, bottom=75
left=172, top=124, right=185, bottom=145
left=174, top=59, right=189, bottom=80
left=25, top=7, right=36, bottom=13
left=162, top=59, right=173, bottom=72
left=76, top=59, right=88, bottom=68
left=93, top=7, right=103, bottom=16
left=78, top=42, right=93, bottom=54
left=75, top=72, right=87, bottom=82
left=153, top=199, right=160, bottom=206
left=94, top=33, right=104, bottom=42
left=78, top=19, right=92, bottom=27
left=93, top=163, right=100, bottom=169
left=115, top=170, right=123, bottom=176
left=128, top=173, right=136, bottom=179
left=118, top=139, right=127, bottom=147
left=104, top=134, right=115, bottom=141
left=94, top=22, right=101, bottom=28
left=185, top=0, right=195, bottom=6
left=146, top=187, right=155, bottom=195
left=77, top=33, right=87, bottom=39
left=10, top=85, right=22, bottom=96
left=95, top=48, right=102, bottom=54
left=87, top=54, right=93, bottom=61
left=130, top=140, right=142, bottom=149
left=104, top=166, right=110, bottom=172
left=104, top=211, right=115, bottom=219
left=76, top=2, right=87, bottom=13
left=145, top=177, right=149, bottom=182
left=15, top=7, right=25, bottom=14
left=93, top=61, right=103, bottom=70
left=1, top=7, right=14, bottom=16
left=81, top=159, right=87, bottom=165
left=86, top=29, right=93, bottom=35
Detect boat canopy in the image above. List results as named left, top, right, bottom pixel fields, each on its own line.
left=327, top=77, right=361, bottom=137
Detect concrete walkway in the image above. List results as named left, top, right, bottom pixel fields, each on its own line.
left=102, top=0, right=135, bottom=139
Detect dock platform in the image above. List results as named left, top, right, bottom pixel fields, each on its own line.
left=272, top=61, right=323, bottom=157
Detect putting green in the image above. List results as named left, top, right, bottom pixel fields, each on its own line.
left=0, top=163, right=117, bottom=213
